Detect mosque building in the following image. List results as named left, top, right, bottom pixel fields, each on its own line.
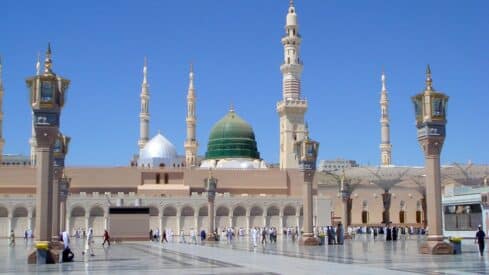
left=0, top=2, right=488, bottom=238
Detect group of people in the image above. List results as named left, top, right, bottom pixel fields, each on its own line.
left=345, top=225, right=426, bottom=241
left=249, top=227, right=279, bottom=247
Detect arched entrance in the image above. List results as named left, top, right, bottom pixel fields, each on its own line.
left=12, top=206, right=28, bottom=237
left=89, top=206, right=105, bottom=236
left=233, top=206, right=246, bottom=230
left=266, top=206, right=280, bottom=229
left=70, top=206, right=86, bottom=234
left=198, top=206, right=208, bottom=232
left=180, top=206, right=194, bottom=232
left=162, top=206, right=177, bottom=233
left=216, top=206, right=230, bottom=232
left=250, top=206, right=264, bottom=227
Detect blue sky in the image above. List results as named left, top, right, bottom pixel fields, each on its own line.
left=1, top=0, right=488, bottom=167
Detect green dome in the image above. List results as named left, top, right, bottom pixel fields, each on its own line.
left=205, top=109, right=260, bottom=160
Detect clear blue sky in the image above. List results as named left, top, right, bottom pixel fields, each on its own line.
left=1, top=0, right=488, bottom=167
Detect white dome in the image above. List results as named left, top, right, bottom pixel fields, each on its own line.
left=138, top=133, right=178, bottom=168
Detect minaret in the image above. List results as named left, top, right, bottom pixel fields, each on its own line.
left=184, top=63, right=198, bottom=167
left=0, top=56, right=5, bottom=163
left=380, top=70, right=392, bottom=166
left=138, top=57, right=150, bottom=152
left=277, top=0, right=308, bottom=169
left=29, top=53, right=41, bottom=166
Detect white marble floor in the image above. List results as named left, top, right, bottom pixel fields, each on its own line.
left=1, top=236, right=489, bottom=274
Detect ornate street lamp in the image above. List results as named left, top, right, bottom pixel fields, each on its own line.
left=295, top=133, right=320, bottom=245
left=412, top=65, right=452, bottom=254
left=25, top=43, right=70, bottom=263
left=205, top=169, right=218, bottom=241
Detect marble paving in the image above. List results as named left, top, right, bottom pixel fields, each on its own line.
left=1, top=236, right=489, bottom=274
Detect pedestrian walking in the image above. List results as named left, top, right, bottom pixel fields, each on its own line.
left=475, top=225, right=486, bottom=256
left=336, top=222, right=344, bottom=245
left=83, top=228, right=95, bottom=256
left=162, top=230, right=168, bottom=243
left=251, top=227, right=257, bottom=247
left=102, top=230, right=111, bottom=247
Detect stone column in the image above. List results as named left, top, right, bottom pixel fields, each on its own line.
left=65, top=214, right=71, bottom=236
left=302, top=170, right=314, bottom=238
left=246, top=215, right=251, bottom=233
left=296, top=214, right=300, bottom=229
left=51, top=176, right=60, bottom=240
left=208, top=199, right=215, bottom=234
left=279, top=215, right=284, bottom=235
left=425, top=153, right=443, bottom=241
left=59, top=200, right=66, bottom=232
left=159, top=214, right=164, bottom=236
left=382, top=191, right=392, bottom=224
left=35, top=143, right=55, bottom=242
left=176, top=209, right=181, bottom=233
left=27, top=211, right=33, bottom=232
left=104, top=215, right=109, bottom=231
left=85, top=214, right=90, bottom=233
left=228, top=215, right=233, bottom=228
left=342, top=196, right=349, bottom=227
left=263, top=215, right=267, bottom=228
left=194, top=214, right=199, bottom=231
left=7, top=215, right=12, bottom=235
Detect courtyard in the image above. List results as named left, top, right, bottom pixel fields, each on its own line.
left=2, top=236, right=489, bottom=274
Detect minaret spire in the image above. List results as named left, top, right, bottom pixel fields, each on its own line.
left=138, top=57, right=150, bottom=152
left=380, top=70, right=392, bottom=167
left=425, top=64, right=433, bottom=92
left=44, top=43, right=54, bottom=75
left=36, top=52, right=41, bottom=76
left=185, top=63, right=198, bottom=167
left=0, top=55, right=4, bottom=163
left=277, top=2, right=308, bottom=169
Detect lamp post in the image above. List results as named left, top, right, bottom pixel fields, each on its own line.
left=412, top=65, right=452, bottom=254
left=296, top=133, right=320, bottom=245
left=52, top=133, right=70, bottom=240
left=339, top=171, right=352, bottom=228
left=25, top=44, right=69, bottom=263
left=205, top=169, right=218, bottom=241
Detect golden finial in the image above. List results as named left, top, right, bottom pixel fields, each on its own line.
left=44, top=42, right=53, bottom=75
left=425, top=64, right=433, bottom=91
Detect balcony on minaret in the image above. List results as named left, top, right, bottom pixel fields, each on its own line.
left=276, top=99, right=307, bottom=114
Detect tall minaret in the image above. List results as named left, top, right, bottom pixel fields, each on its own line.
left=138, top=57, right=150, bottom=152
left=0, top=56, right=5, bottom=163
left=29, top=53, right=41, bottom=166
left=277, top=0, right=308, bottom=169
left=380, top=70, right=392, bottom=166
left=184, top=64, right=198, bottom=167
